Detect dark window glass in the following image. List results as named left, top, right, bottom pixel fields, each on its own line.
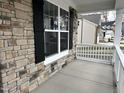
left=122, top=22, right=124, bottom=36
left=44, top=1, right=58, bottom=30
left=45, top=32, right=58, bottom=56
left=60, top=8, right=69, bottom=30
left=60, top=32, right=68, bottom=51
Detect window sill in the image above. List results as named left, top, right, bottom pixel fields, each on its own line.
left=44, top=50, right=69, bottom=65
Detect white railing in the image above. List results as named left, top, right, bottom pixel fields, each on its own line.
left=114, top=46, right=124, bottom=93
left=76, top=44, right=124, bottom=93
left=76, top=44, right=114, bottom=64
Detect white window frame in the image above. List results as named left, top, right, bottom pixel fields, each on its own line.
left=44, top=3, right=69, bottom=65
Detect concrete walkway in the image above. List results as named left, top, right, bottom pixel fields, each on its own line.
left=31, top=60, right=114, bottom=93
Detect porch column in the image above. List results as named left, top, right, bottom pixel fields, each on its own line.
left=112, top=9, right=123, bottom=65
left=114, top=9, right=124, bottom=46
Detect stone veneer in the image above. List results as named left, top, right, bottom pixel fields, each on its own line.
left=0, top=0, right=78, bottom=93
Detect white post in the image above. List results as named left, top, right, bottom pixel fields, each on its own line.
left=114, top=9, right=123, bottom=46
left=113, top=9, right=124, bottom=83
left=112, top=9, right=123, bottom=65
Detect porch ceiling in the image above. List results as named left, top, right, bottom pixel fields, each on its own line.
left=71, top=0, right=116, bottom=13
left=115, top=0, right=124, bottom=9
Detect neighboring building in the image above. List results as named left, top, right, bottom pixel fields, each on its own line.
left=77, top=18, right=98, bottom=44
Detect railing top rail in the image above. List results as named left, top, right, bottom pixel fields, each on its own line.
left=76, top=44, right=114, bottom=47
left=115, top=45, right=124, bottom=69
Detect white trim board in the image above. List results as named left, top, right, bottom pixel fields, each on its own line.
left=44, top=50, right=69, bottom=65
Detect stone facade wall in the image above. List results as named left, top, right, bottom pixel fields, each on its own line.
left=0, top=0, right=78, bottom=93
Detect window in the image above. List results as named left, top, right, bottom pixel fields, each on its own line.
left=44, top=1, right=69, bottom=60
left=60, top=8, right=69, bottom=30
left=45, top=32, right=58, bottom=56
left=60, top=32, right=68, bottom=51
left=44, top=1, right=58, bottom=30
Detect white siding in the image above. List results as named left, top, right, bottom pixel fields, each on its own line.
left=82, top=19, right=97, bottom=44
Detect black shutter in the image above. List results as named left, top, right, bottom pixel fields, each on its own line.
left=32, top=0, right=45, bottom=63
left=69, top=7, right=75, bottom=49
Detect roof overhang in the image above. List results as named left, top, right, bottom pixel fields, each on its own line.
left=77, top=0, right=115, bottom=13
left=70, top=0, right=124, bottom=13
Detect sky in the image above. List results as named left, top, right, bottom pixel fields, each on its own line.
left=107, top=11, right=116, bottom=21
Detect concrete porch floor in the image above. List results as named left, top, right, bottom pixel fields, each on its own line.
left=31, top=60, right=114, bottom=93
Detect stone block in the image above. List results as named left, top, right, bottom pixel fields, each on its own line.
left=11, top=21, right=23, bottom=27
left=1, top=73, right=6, bottom=77
left=29, top=57, right=35, bottom=63
left=16, top=10, right=31, bottom=20
left=20, top=82, right=29, bottom=90
left=14, top=46, right=20, bottom=51
left=36, top=63, right=44, bottom=71
left=8, top=82, right=17, bottom=90
left=8, top=13, right=16, bottom=18
left=0, top=7, right=10, bottom=13
left=29, top=67, right=37, bottom=74
left=0, top=88, right=8, bottom=93
left=0, top=35, right=12, bottom=40
left=19, top=69, right=27, bottom=78
left=0, top=63, right=8, bottom=70
left=27, top=39, right=34, bottom=44
left=0, top=40, right=4, bottom=48
left=28, top=45, right=34, bottom=48
left=6, top=70, right=15, bottom=75
left=0, top=31, right=3, bottom=35
left=0, top=18, right=2, bottom=24
left=14, top=56, right=25, bottom=61
left=16, top=40, right=27, bottom=45
left=23, top=0, right=32, bottom=3
left=15, top=67, right=24, bottom=73
left=16, top=58, right=28, bottom=68
left=29, top=63, right=37, bottom=74
left=3, top=3, right=15, bottom=11
left=18, top=50, right=27, bottom=56
left=8, top=77, right=20, bottom=85
left=13, top=28, right=23, bottom=36
left=4, top=40, right=9, bottom=47
left=29, top=72, right=39, bottom=83
left=9, top=86, right=17, bottom=93
left=15, top=2, right=32, bottom=12
left=13, top=90, right=20, bottom=93
left=21, top=88, right=29, bottom=93
left=7, top=39, right=17, bottom=46
left=0, top=52, right=6, bottom=60
left=27, top=48, right=34, bottom=54
left=6, top=51, right=13, bottom=59
left=4, top=31, right=12, bottom=36
left=26, top=31, right=34, bottom=36
left=17, top=77, right=29, bottom=86
left=42, top=71, right=49, bottom=80
left=12, top=51, right=18, bottom=57
left=1, top=83, right=8, bottom=89
left=29, top=81, right=38, bottom=92
left=2, top=73, right=16, bottom=83
left=20, top=45, right=28, bottom=49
